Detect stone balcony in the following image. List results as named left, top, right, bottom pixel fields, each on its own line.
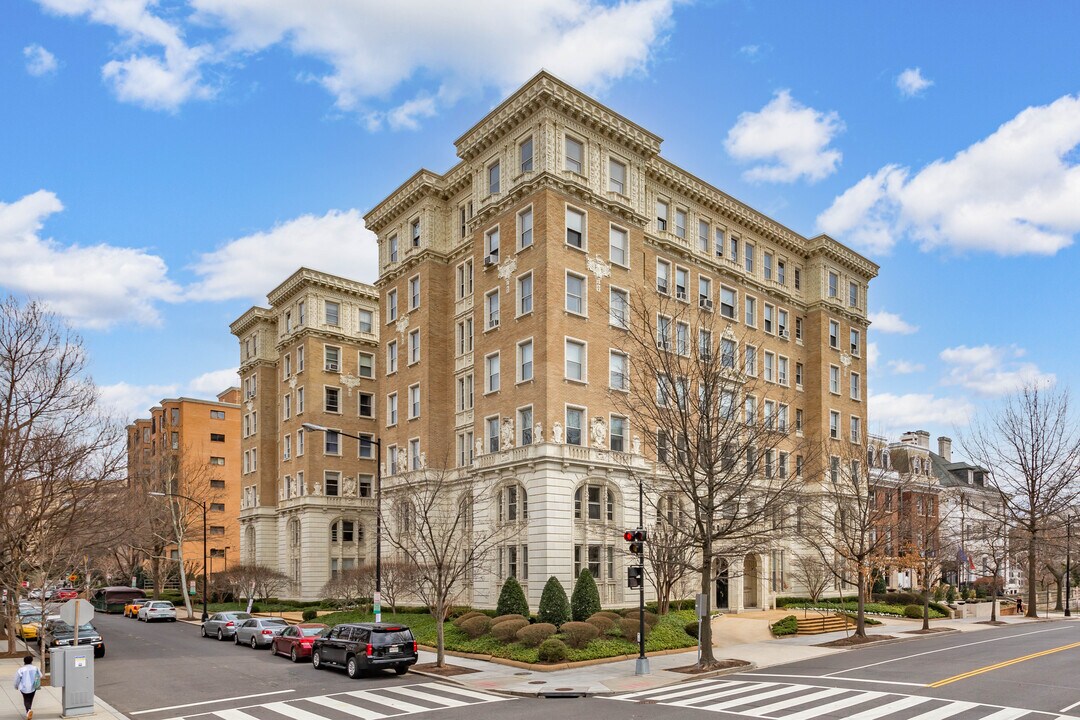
left=474, top=441, right=650, bottom=472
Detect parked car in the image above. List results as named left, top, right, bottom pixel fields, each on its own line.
left=137, top=601, right=177, bottom=622
left=201, top=611, right=254, bottom=640
left=124, top=598, right=150, bottom=617
left=311, top=623, right=417, bottom=678
left=234, top=618, right=290, bottom=648
left=43, top=617, right=106, bottom=658
left=16, top=608, right=43, bottom=640
left=53, top=588, right=79, bottom=600
left=271, top=623, right=327, bottom=662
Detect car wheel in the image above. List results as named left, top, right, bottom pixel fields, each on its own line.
left=346, top=655, right=360, bottom=679
left=96, top=648, right=106, bottom=659
left=290, top=647, right=298, bottom=663
left=312, top=650, right=323, bottom=669
left=201, top=626, right=207, bottom=638
left=234, top=634, right=241, bottom=645
left=217, top=629, right=224, bottom=641
left=250, top=636, right=258, bottom=649
left=395, top=665, right=408, bottom=676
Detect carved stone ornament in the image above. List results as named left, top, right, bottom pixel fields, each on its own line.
left=534, top=422, right=544, bottom=443
left=590, top=416, right=607, bottom=448
left=586, top=254, right=611, bottom=291
left=343, top=476, right=356, bottom=497
left=418, top=451, right=427, bottom=469
left=475, top=439, right=483, bottom=458
left=380, top=463, right=387, bottom=478
left=244, top=399, right=254, bottom=412
left=278, top=485, right=284, bottom=501
left=340, top=374, right=364, bottom=396
left=395, top=316, right=409, bottom=338
left=722, top=325, right=737, bottom=341
left=632, top=435, right=642, bottom=455
left=287, top=375, right=297, bottom=390
left=300, top=477, right=307, bottom=495
left=840, top=353, right=852, bottom=369
left=497, top=255, right=518, bottom=291
left=552, top=421, right=563, bottom=444
left=312, top=481, right=322, bottom=496
left=501, top=417, right=515, bottom=450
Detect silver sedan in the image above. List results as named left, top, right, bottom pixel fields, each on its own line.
left=234, top=618, right=290, bottom=648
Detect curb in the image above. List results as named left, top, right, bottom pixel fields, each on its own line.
left=414, top=643, right=696, bottom=672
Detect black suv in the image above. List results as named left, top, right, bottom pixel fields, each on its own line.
left=43, top=617, right=106, bottom=658
left=311, top=622, right=417, bottom=678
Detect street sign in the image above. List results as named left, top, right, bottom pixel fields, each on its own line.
left=60, top=599, right=94, bottom=627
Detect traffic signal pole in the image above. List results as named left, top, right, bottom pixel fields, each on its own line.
left=636, top=479, right=649, bottom=676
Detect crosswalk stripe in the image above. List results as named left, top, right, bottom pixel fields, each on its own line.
left=263, top=701, right=338, bottom=720
left=908, top=701, right=979, bottom=720
left=739, top=687, right=849, bottom=716
left=661, top=682, right=773, bottom=706
left=842, top=695, right=936, bottom=720
left=976, top=709, right=1033, bottom=720
left=641, top=680, right=761, bottom=703
left=302, top=695, right=389, bottom=720
left=343, top=689, right=434, bottom=714
left=613, top=678, right=722, bottom=700
left=380, top=686, right=470, bottom=709
left=674, top=684, right=804, bottom=710
left=779, top=690, right=887, bottom=720
left=212, top=709, right=262, bottom=720
left=398, top=683, right=508, bottom=703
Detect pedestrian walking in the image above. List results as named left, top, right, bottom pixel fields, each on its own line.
left=13, top=655, right=41, bottom=720
left=1016, top=597, right=1024, bottom=615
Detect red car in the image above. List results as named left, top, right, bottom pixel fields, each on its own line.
left=53, top=589, right=79, bottom=600
left=271, top=623, right=327, bottom=662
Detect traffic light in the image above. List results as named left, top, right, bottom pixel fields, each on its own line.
left=624, top=529, right=647, bottom=555
left=627, top=565, right=644, bottom=589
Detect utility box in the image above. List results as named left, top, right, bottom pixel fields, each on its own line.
left=49, top=647, right=95, bottom=717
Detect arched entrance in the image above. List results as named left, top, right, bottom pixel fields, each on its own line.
left=715, top=558, right=729, bottom=610
left=743, top=555, right=759, bottom=608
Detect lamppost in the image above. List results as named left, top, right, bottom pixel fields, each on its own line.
left=1066, top=515, right=1073, bottom=617
left=149, top=491, right=209, bottom=622
left=302, top=423, right=383, bottom=622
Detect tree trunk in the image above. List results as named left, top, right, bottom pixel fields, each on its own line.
left=1026, top=532, right=1038, bottom=617
left=697, top=535, right=716, bottom=668
left=990, top=567, right=998, bottom=622
left=435, top=601, right=446, bottom=668
left=922, top=587, right=930, bottom=631
left=1053, top=575, right=1063, bottom=611
left=176, top=552, right=194, bottom=620
left=855, top=572, right=866, bottom=638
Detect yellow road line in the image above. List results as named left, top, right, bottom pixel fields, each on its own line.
left=929, top=640, right=1080, bottom=687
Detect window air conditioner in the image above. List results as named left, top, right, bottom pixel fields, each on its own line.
left=699, top=297, right=714, bottom=310
left=484, top=255, right=498, bottom=268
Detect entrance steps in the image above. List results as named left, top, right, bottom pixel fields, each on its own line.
left=795, top=613, right=855, bottom=635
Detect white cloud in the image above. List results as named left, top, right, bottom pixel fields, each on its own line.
left=867, top=341, right=880, bottom=371
left=896, top=67, right=932, bottom=97
left=188, top=367, right=239, bottom=395
left=0, top=190, right=181, bottom=328
left=98, top=367, right=238, bottom=421
left=818, top=94, right=1080, bottom=256
left=23, top=44, right=59, bottom=76
left=35, top=0, right=214, bottom=111
left=869, top=310, right=918, bottom=334
left=869, top=392, right=975, bottom=436
left=186, top=209, right=377, bottom=302
left=939, top=344, right=1055, bottom=396
left=887, top=359, right=925, bottom=375
left=724, top=90, right=844, bottom=183
left=738, top=44, right=770, bottom=62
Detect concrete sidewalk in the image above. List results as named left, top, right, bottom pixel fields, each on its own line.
left=0, top=641, right=128, bottom=720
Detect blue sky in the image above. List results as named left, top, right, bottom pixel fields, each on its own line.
left=3, top=1, right=1079, bottom=450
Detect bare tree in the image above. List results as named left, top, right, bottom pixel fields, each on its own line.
left=216, top=564, right=290, bottom=605
left=963, top=384, right=1080, bottom=617
left=894, top=473, right=951, bottom=630
left=320, top=568, right=375, bottom=611
left=610, top=291, right=810, bottom=668
left=379, top=560, right=423, bottom=614
left=382, top=465, right=507, bottom=667
left=790, top=554, right=832, bottom=619
left=643, top=496, right=697, bottom=614
left=964, top=506, right=1012, bottom=621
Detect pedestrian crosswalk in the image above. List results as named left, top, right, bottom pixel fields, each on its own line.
left=607, top=679, right=1078, bottom=720
left=159, top=683, right=510, bottom=720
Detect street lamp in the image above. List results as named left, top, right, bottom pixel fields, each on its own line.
left=149, top=491, right=209, bottom=622
left=1066, top=515, right=1073, bottom=617
left=302, top=422, right=383, bottom=622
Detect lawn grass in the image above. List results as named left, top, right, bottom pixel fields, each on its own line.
left=316, top=609, right=698, bottom=663
left=782, top=601, right=946, bottom=619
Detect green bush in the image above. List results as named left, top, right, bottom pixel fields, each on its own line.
left=570, top=569, right=602, bottom=621
left=586, top=615, right=614, bottom=634
left=771, top=615, right=798, bottom=636
left=684, top=621, right=699, bottom=639
left=617, top=617, right=649, bottom=641
left=492, top=613, right=527, bottom=625
left=559, top=621, right=600, bottom=649
left=537, top=638, right=568, bottom=663
left=624, top=610, right=659, bottom=627
left=872, top=592, right=923, bottom=606
left=646, top=599, right=697, bottom=614
left=903, top=604, right=924, bottom=619
left=492, top=618, right=529, bottom=642
left=595, top=611, right=622, bottom=621
left=453, top=611, right=487, bottom=628
left=516, top=623, right=556, bottom=647
left=301, top=609, right=318, bottom=622
left=459, top=615, right=493, bottom=639
left=965, top=589, right=977, bottom=601
left=538, top=576, right=570, bottom=627
left=932, top=586, right=945, bottom=602
left=946, top=586, right=957, bottom=602
left=496, top=577, right=530, bottom=618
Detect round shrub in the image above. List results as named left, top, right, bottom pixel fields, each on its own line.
left=623, top=610, right=659, bottom=627
left=596, top=611, right=622, bottom=621
left=453, top=610, right=487, bottom=628
left=516, top=622, right=556, bottom=647
left=571, top=569, right=602, bottom=621
left=492, top=613, right=528, bottom=625
left=586, top=615, right=614, bottom=634
left=496, top=577, right=530, bottom=618
left=559, top=621, right=599, bottom=649
left=538, top=576, right=570, bottom=627
left=537, top=638, right=568, bottom=663
left=903, top=604, right=924, bottom=619
left=459, top=615, right=493, bottom=639
left=491, top=618, right=529, bottom=642
left=301, top=609, right=318, bottom=622
left=617, top=617, right=650, bottom=641
left=946, top=586, right=957, bottom=602
left=684, top=621, right=699, bottom=639
left=770, top=615, right=798, bottom=637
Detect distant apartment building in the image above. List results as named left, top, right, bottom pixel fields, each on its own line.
left=126, top=388, right=241, bottom=580
left=232, top=268, right=380, bottom=599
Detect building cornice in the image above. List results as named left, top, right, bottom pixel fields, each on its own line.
left=229, top=306, right=274, bottom=336
left=267, top=267, right=378, bottom=306
left=364, top=170, right=446, bottom=234
left=807, top=235, right=880, bottom=280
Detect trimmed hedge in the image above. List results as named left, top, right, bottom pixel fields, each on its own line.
left=492, top=613, right=527, bottom=625
left=516, top=623, right=556, bottom=647
left=595, top=611, right=622, bottom=621
left=903, top=604, right=924, bottom=619
left=453, top=611, right=487, bottom=627
left=771, top=615, right=798, bottom=636
left=459, top=615, right=492, bottom=639
left=538, top=638, right=568, bottom=663
left=570, top=570, right=602, bottom=621
left=492, top=618, right=529, bottom=642
left=496, top=577, right=530, bottom=618
left=623, top=609, right=659, bottom=627
left=559, top=621, right=600, bottom=649
left=684, top=621, right=699, bottom=639
left=618, top=617, right=650, bottom=641
left=586, top=615, right=614, bottom=634
left=301, top=609, right=318, bottom=622
left=538, top=576, right=571, bottom=627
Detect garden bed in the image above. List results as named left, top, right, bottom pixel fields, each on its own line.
left=816, top=634, right=896, bottom=648
left=780, top=601, right=947, bottom=619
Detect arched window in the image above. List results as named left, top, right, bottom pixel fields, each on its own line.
left=573, top=482, right=618, bottom=523
left=882, top=449, right=891, bottom=470
left=330, top=519, right=364, bottom=544
left=244, top=525, right=256, bottom=565
left=497, top=484, right=528, bottom=523
left=866, top=447, right=876, bottom=468
left=288, top=518, right=301, bottom=548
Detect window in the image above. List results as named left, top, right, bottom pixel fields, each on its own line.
left=486, top=353, right=501, bottom=393
left=457, top=374, right=474, bottom=411
left=715, top=228, right=726, bottom=257
left=794, top=267, right=801, bottom=290
left=656, top=259, right=671, bottom=294
left=283, top=394, right=291, bottom=420
left=411, top=218, right=421, bottom=247
left=720, top=286, right=736, bottom=319
left=409, top=384, right=420, bottom=419
left=325, top=301, right=340, bottom=326
left=324, top=345, right=341, bottom=372
left=518, top=340, right=534, bottom=382
left=610, top=351, right=628, bottom=390
left=325, top=387, right=340, bottom=413
left=283, top=353, right=292, bottom=379
left=778, top=404, right=789, bottom=432
left=778, top=309, right=789, bottom=338
left=209, top=526, right=226, bottom=537
left=297, top=346, right=304, bottom=372
left=387, top=446, right=399, bottom=475
left=674, top=209, right=687, bottom=239
left=488, top=160, right=500, bottom=194
left=851, top=372, right=861, bottom=400
left=457, top=318, right=474, bottom=354
left=609, top=157, right=626, bottom=194
left=698, top=276, right=712, bottom=308
left=485, top=226, right=500, bottom=258
left=829, top=320, right=840, bottom=349
left=745, top=296, right=756, bottom=326
left=676, top=321, right=690, bottom=356
left=325, top=430, right=339, bottom=455
left=566, top=407, right=584, bottom=446
left=210, top=456, right=225, bottom=466
left=387, top=393, right=398, bottom=425
left=849, top=281, right=858, bottom=307
left=850, top=416, right=861, bottom=443
left=519, top=407, right=534, bottom=446
left=850, top=328, right=861, bottom=356
left=730, top=235, right=739, bottom=262
left=721, top=338, right=736, bottom=368
left=610, top=415, right=627, bottom=452
left=170, top=431, right=178, bottom=449
left=830, top=411, right=840, bottom=439
left=209, top=409, right=224, bottom=420
left=487, top=416, right=500, bottom=453
left=388, top=235, right=399, bottom=263
left=387, top=289, right=398, bottom=322
left=517, top=273, right=533, bottom=315
left=609, top=288, right=629, bottom=329
left=764, top=351, right=775, bottom=382
left=609, top=225, right=629, bottom=266
left=408, top=276, right=420, bottom=310
left=763, top=251, right=773, bottom=281
left=778, top=356, right=788, bottom=385
left=828, top=271, right=839, bottom=298
left=518, top=207, right=533, bottom=249
left=297, top=387, right=304, bottom=414
left=796, top=362, right=804, bottom=387
left=698, top=220, right=710, bottom=253
left=358, top=434, right=373, bottom=458
left=744, top=345, right=757, bottom=376
left=745, top=397, right=756, bottom=425
left=796, top=408, right=804, bottom=433
left=358, top=353, right=374, bottom=378
left=777, top=260, right=786, bottom=285
left=764, top=304, right=774, bottom=333
left=656, top=315, right=671, bottom=351
left=486, top=289, right=500, bottom=329
left=675, top=266, right=689, bottom=300
left=519, top=136, right=533, bottom=173
left=297, top=428, right=304, bottom=456
left=744, top=243, right=754, bottom=273
left=456, top=260, right=473, bottom=298
left=324, top=472, right=340, bottom=497
left=283, top=434, right=291, bottom=460
left=408, top=330, right=420, bottom=364
left=565, top=339, right=586, bottom=382
left=830, top=365, right=840, bottom=394
left=562, top=135, right=584, bottom=173
left=410, top=439, right=421, bottom=470
left=699, top=328, right=713, bottom=359
left=566, top=207, right=585, bottom=248
left=387, top=340, right=398, bottom=374
left=565, top=273, right=586, bottom=315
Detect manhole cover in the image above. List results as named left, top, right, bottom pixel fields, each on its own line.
left=514, top=672, right=532, bottom=676
left=529, top=681, right=547, bottom=685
